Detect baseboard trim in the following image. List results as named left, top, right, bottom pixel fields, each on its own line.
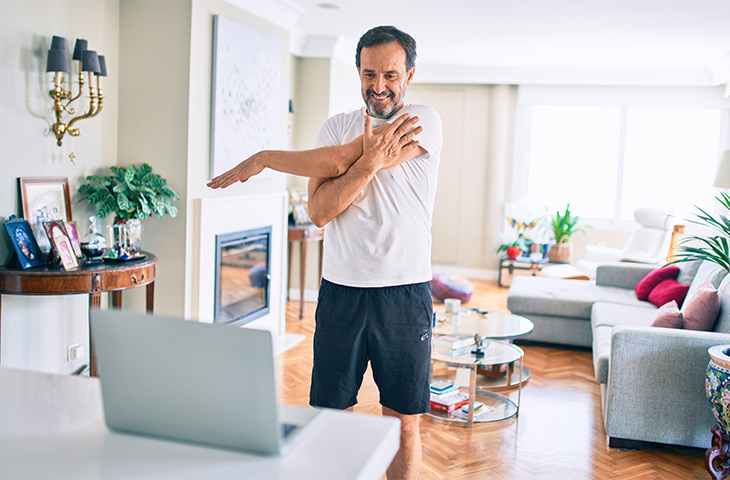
left=288, top=288, right=319, bottom=303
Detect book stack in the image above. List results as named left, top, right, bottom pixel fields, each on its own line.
left=429, top=381, right=469, bottom=413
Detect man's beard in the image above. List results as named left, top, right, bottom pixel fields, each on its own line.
left=363, top=86, right=406, bottom=119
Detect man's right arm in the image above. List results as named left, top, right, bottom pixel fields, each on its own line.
left=207, top=140, right=363, bottom=189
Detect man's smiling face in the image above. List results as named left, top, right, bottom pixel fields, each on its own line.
left=358, top=41, right=415, bottom=119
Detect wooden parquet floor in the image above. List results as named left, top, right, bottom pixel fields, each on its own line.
left=277, top=279, right=709, bottom=479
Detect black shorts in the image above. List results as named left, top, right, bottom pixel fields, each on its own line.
left=309, top=279, right=433, bottom=415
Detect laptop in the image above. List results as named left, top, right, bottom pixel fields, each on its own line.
left=90, top=309, right=322, bottom=455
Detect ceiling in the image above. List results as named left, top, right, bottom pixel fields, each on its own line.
left=230, top=0, right=730, bottom=87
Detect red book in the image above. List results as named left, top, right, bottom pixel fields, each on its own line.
left=430, top=391, right=469, bottom=413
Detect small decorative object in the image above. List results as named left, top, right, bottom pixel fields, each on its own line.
left=471, top=333, right=486, bottom=358
left=64, top=221, right=82, bottom=257
left=498, top=216, right=540, bottom=260
left=42, top=220, right=78, bottom=270
left=107, top=219, right=143, bottom=260
left=45, top=35, right=107, bottom=147
left=289, top=190, right=311, bottom=225
left=3, top=215, right=45, bottom=269
left=78, top=163, right=179, bottom=257
left=80, top=216, right=106, bottom=262
left=547, top=204, right=582, bottom=263
left=705, top=345, right=730, bottom=478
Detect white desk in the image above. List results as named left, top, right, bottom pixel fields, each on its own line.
left=0, top=367, right=400, bottom=479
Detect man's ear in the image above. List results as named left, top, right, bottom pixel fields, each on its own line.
left=406, top=65, right=415, bottom=85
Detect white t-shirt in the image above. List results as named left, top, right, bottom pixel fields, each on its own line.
left=314, top=104, right=443, bottom=288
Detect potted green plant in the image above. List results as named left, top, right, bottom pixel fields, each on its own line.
left=78, top=163, right=179, bottom=259
left=497, top=239, right=525, bottom=260
left=672, top=193, right=730, bottom=272
left=547, top=204, right=582, bottom=263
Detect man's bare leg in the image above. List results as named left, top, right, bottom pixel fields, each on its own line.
left=382, top=406, right=421, bottom=480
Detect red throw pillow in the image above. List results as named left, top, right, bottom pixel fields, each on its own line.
left=647, top=278, right=690, bottom=308
left=649, top=300, right=684, bottom=328
left=635, top=266, right=680, bottom=301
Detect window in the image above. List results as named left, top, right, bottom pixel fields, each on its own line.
left=517, top=102, right=723, bottom=223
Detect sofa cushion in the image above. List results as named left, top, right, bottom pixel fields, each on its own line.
left=650, top=300, right=683, bottom=328
left=635, top=265, right=680, bottom=301
left=677, top=260, right=702, bottom=286
left=647, top=279, right=690, bottom=307
left=591, top=301, right=656, bottom=329
left=508, top=276, right=650, bottom=320
left=688, top=261, right=728, bottom=297
left=681, top=280, right=721, bottom=331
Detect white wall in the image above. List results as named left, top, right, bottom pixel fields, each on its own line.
left=0, top=0, right=119, bottom=374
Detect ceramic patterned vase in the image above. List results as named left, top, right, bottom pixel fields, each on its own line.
left=706, top=345, right=730, bottom=436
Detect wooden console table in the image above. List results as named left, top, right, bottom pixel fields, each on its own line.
left=0, top=252, right=156, bottom=377
left=287, top=225, right=323, bottom=320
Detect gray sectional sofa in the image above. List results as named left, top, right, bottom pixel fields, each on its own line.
left=507, top=260, right=730, bottom=449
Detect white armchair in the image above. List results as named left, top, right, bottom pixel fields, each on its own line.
left=575, top=208, right=676, bottom=278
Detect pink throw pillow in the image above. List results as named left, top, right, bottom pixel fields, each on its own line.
left=647, top=278, right=690, bottom=308
left=681, top=280, right=721, bottom=331
left=649, top=300, right=684, bottom=328
left=635, top=266, right=680, bottom=301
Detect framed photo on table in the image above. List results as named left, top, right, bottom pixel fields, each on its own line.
left=18, top=177, right=73, bottom=253
left=2, top=216, right=45, bottom=269
left=42, top=220, right=78, bottom=270
left=64, top=221, right=83, bottom=257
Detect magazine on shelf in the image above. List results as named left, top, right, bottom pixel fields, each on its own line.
left=429, top=381, right=458, bottom=395
left=433, top=332, right=475, bottom=350
left=453, top=401, right=494, bottom=420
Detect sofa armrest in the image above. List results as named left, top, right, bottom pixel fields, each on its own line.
left=595, top=262, right=656, bottom=290
left=605, top=325, right=730, bottom=448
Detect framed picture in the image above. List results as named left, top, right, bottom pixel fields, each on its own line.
left=18, top=177, right=73, bottom=253
left=2, top=216, right=45, bottom=269
left=64, top=221, right=83, bottom=258
left=42, top=220, right=78, bottom=270
left=210, top=15, right=282, bottom=179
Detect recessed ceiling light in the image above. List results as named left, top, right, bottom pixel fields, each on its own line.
left=317, top=2, right=341, bottom=9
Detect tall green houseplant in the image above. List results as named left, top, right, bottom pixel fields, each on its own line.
left=548, top=204, right=582, bottom=263
left=673, top=193, right=730, bottom=272
left=551, top=204, right=581, bottom=244
left=78, top=163, right=179, bottom=222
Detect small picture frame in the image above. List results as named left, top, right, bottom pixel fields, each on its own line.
left=18, top=177, right=73, bottom=253
left=42, top=220, right=78, bottom=270
left=64, top=221, right=83, bottom=258
left=3, top=216, right=45, bottom=269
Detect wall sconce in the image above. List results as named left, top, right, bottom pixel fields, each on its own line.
left=45, top=35, right=106, bottom=147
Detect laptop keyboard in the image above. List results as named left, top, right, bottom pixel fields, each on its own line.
left=281, top=423, right=297, bottom=438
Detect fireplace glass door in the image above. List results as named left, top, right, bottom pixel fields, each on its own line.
left=214, top=226, right=271, bottom=325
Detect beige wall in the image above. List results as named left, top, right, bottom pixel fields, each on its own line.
left=0, top=0, right=119, bottom=373
left=407, top=83, right=518, bottom=272
left=0, top=0, right=292, bottom=373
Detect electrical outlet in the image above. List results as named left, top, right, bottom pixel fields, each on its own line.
left=66, top=343, right=83, bottom=362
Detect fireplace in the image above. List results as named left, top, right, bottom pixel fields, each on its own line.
left=214, top=226, right=271, bottom=326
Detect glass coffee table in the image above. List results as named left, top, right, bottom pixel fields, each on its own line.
left=427, top=309, right=534, bottom=427
left=434, top=309, right=534, bottom=389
